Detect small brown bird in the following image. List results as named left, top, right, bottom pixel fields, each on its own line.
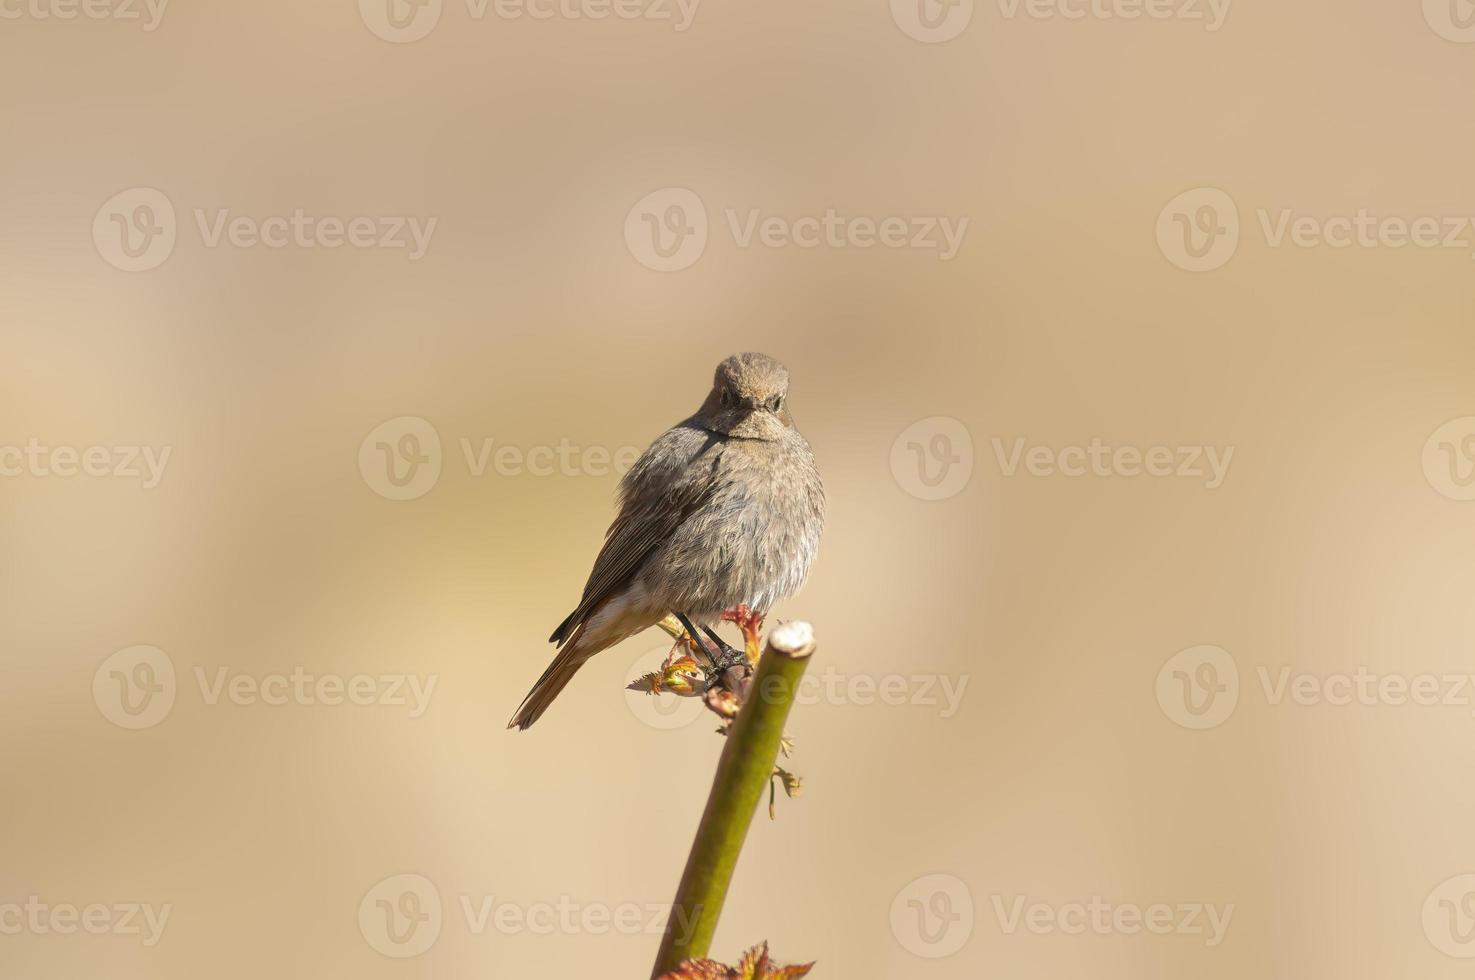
left=509, top=353, right=825, bottom=730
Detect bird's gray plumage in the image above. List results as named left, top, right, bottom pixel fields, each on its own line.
left=510, top=353, right=825, bottom=730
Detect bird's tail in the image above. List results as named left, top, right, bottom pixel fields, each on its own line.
left=508, top=627, right=590, bottom=730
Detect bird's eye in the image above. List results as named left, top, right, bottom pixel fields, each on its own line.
left=720, top=390, right=737, bottom=409
left=769, top=396, right=783, bottom=412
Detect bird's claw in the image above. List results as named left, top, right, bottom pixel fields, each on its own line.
left=720, top=604, right=764, bottom=663
left=684, top=625, right=745, bottom=674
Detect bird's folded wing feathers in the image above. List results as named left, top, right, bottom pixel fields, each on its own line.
left=553, top=427, right=720, bottom=646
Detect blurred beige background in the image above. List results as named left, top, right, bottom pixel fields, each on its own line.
left=4, top=1, right=1475, bottom=977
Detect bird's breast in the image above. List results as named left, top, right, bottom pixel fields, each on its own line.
left=649, top=435, right=824, bottom=616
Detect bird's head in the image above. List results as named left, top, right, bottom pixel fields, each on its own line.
left=698, top=352, right=793, bottom=440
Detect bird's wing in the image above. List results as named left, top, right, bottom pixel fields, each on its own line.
left=550, top=423, right=721, bottom=646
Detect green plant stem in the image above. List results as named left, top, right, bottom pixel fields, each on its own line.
left=650, top=621, right=816, bottom=979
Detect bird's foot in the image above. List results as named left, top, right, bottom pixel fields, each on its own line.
left=701, top=627, right=748, bottom=672
left=720, top=604, right=764, bottom=664
left=673, top=612, right=746, bottom=678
